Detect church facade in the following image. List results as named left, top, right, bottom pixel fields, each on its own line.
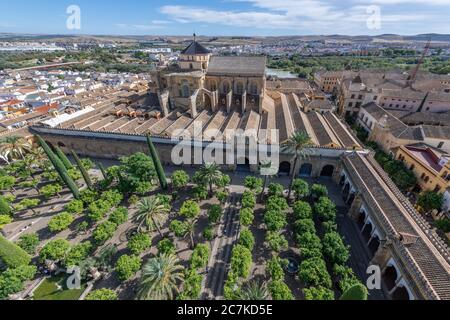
left=151, top=39, right=266, bottom=119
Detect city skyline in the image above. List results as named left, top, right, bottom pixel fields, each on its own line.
left=1, top=0, right=450, bottom=36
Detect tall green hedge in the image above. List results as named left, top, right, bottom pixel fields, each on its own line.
left=36, top=135, right=80, bottom=199
left=0, top=196, right=11, bottom=216
left=71, top=150, right=92, bottom=189
left=146, top=135, right=167, bottom=190
left=0, top=235, right=31, bottom=269
left=98, top=162, right=108, bottom=180
left=54, top=146, right=74, bottom=170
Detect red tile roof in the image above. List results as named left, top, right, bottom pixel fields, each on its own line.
left=0, top=99, right=23, bottom=106
left=406, top=145, right=442, bottom=172
left=35, top=103, right=59, bottom=114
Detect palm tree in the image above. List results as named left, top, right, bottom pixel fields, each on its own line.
left=238, top=280, right=269, bottom=300
left=184, top=219, right=197, bottom=249
left=137, top=254, right=184, bottom=300
left=197, top=163, right=223, bottom=196
left=135, top=196, right=170, bottom=237
left=259, top=161, right=275, bottom=202
left=0, top=136, right=32, bottom=161
left=23, top=153, right=39, bottom=179
left=29, top=146, right=47, bottom=171
left=282, top=131, right=312, bottom=200
left=0, top=150, right=10, bottom=165
left=95, top=244, right=118, bottom=272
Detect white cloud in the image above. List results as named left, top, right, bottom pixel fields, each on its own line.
left=160, top=1, right=433, bottom=34
left=151, top=20, right=171, bottom=25
left=116, top=22, right=167, bottom=30
left=233, top=0, right=337, bottom=17
left=368, top=0, right=450, bottom=5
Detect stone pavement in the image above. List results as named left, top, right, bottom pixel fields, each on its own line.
left=202, top=190, right=242, bottom=300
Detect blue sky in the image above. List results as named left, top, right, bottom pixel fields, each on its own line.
left=0, top=0, right=449, bottom=36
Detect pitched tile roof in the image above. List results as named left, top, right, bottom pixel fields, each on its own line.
left=181, top=41, right=210, bottom=55
left=207, top=56, right=266, bottom=77
left=344, top=153, right=450, bottom=300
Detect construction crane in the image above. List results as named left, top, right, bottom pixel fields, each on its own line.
left=406, top=39, right=431, bottom=87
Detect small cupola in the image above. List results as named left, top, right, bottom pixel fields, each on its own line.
left=179, top=33, right=211, bottom=71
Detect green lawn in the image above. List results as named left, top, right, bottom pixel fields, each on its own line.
left=33, top=275, right=86, bottom=300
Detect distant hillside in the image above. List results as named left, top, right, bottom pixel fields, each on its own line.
left=1, top=33, right=450, bottom=45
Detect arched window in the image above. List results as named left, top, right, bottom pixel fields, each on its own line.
left=250, top=82, right=258, bottom=95
left=222, top=81, right=230, bottom=94
left=181, top=80, right=190, bottom=98
left=236, top=82, right=244, bottom=95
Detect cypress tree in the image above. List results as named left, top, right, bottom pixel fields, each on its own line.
left=417, top=92, right=429, bottom=113
left=0, top=196, right=11, bottom=216
left=36, top=136, right=80, bottom=199
left=98, top=162, right=108, bottom=180
left=54, top=146, right=74, bottom=170
left=71, top=150, right=93, bottom=189
left=146, top=135, right=168, bottom=190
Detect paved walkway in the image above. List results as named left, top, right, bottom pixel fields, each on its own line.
left=337, top=211, right=386, bottom=300
left=202, top=190, right=242, bottom=300
left=6, top=159, right=385, bottom=300
left=2, top=190, right=74, bottom=242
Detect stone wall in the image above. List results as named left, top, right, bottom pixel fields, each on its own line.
left=32, top=127, right=357, bottom=177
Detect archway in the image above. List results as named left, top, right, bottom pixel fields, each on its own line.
left=237, top=158, right=250, bottom=172
left=368, top=234, right=380, bottom=257
left=361, top=222, right=373, bottom=243
left=383, top=265, right=399, bottom=291
left=299, top=163, right=313, bottom=177
left=221, top=81, right=231, bottom=95
left=347, top=192, right=356, bottom=206
left=357, top=210, right=366, bottom=229
left=236, top=82, right=245, bottom=95
left=279, top=161, right=291, bottom=176
left=392, top=286, right=411, bottom=300
left=342, top=183, right=350, bottom=200
left=249, top=82, right=259, bottom=95
left=320, top=165, right=335, bottom=177
left=203, top=92, right=212, bottom=110
left=339, top=175, right=346, bottom=186
left=209, top=80, right=218, bottom=92
left=181, top=81, right=190, bottom=98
